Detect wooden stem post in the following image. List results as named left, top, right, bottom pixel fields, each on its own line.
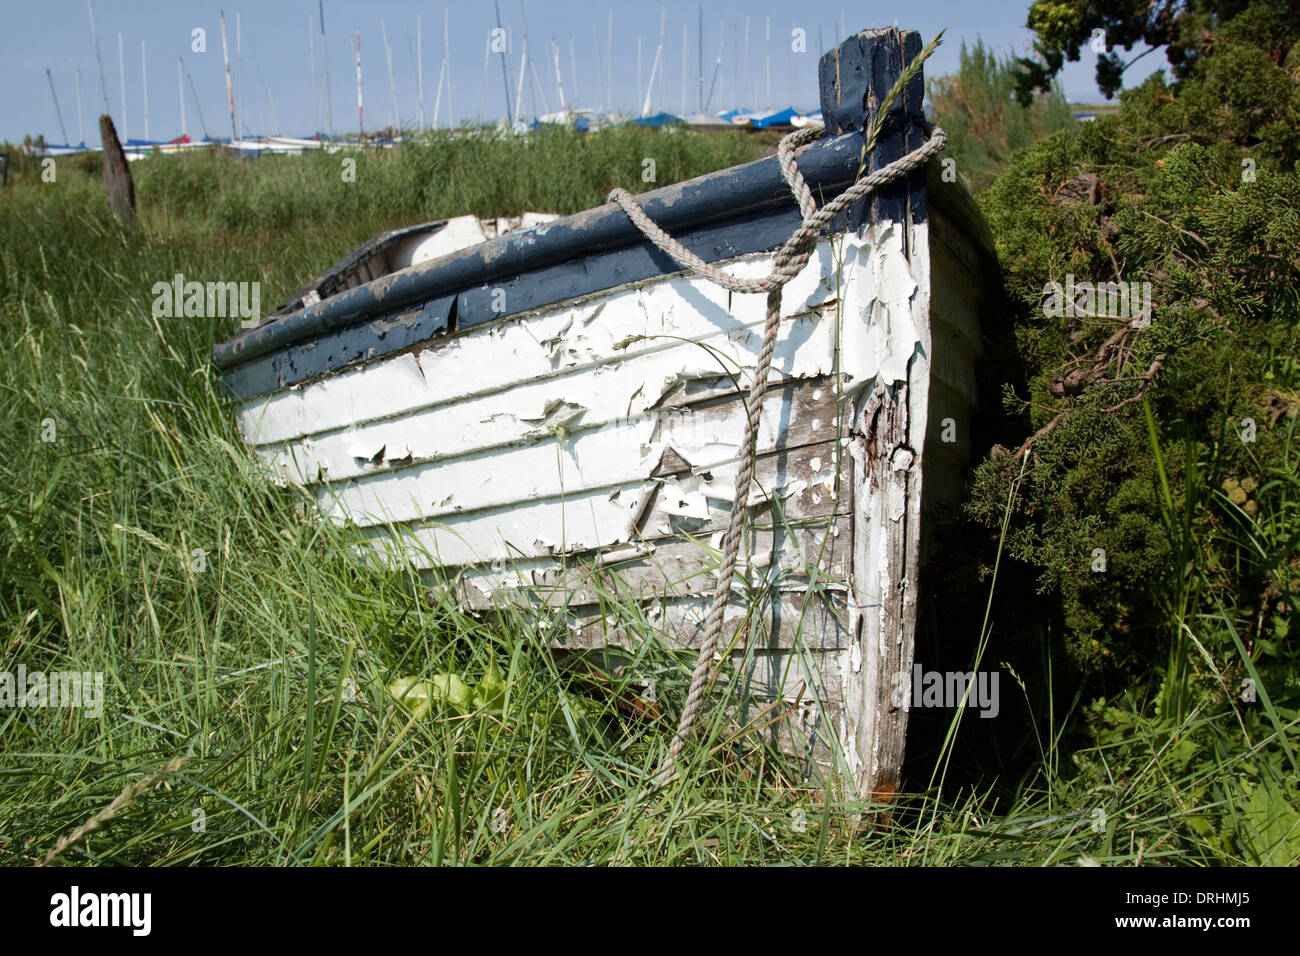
left=819, top=28, right=930, bottom=804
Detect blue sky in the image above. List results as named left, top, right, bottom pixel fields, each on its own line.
left=4, top=0, right=1166, bottom=146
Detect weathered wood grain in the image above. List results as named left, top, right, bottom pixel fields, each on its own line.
left=353, top=434, right=852, bottom=566
left=248, top=338, right=847, bottom=486
left=540, top=586, right=852, bottom=655
left=839, top=218, right=931, bottom=802
left=450, top=514, right=852, bottom=610
left=236, top=243, right=841, bottom=446
left=98, top=115, right=134, bottom=225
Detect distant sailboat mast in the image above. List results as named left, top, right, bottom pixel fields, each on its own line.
left=640, top=8, right=664, bottom=117
left=267, top=87, right=279, bottom=135
left=220, top=11, right=236, bottom=142
left=569, top=35, right=577, bottom=107
left=551, top=39, right=566, bottom=118
left=511, top=36, right=526, bottom=123
left=187, top=72, right=210, bottom=140
left=658, top=10, right=666, bottom=110
left=319, top=0, right=334, bottom=138
left=520, top=1, right=541, bottom=120
left=87, top=0, right=110, bottom=118
left=354, top=30, right=364, bottom=137
left=733, top=18, right=739, bottom=108
left=479, top=31, right=491, bottom=121
left=381, top=19, right=398, bottom=130
left=177, top=57, right=186, bottom=138
left=405, top=26, right=421, bottom=129
left=742, top=17, right=749, bottom=110
left=591, top=21, right=602, bottom=114
left=76, top=68, right=86, bottom=144
left=46, top=70, right=70, bottom=145
left=309, top=15, right=318, bottom=135
left=443, top=8, right=454, bottom=128
left=765, top=16, right=771, bottom=112
left=705, top=20, right=723, bottom=112
left=697, top=5, right=703, bottom=113
left=432, top=44, right=446, bottom=128
left=236, top=12, right=244, bottom=137
left=141, top=40, right=149, bottom=141
left=680, top=24, right=686, bottom=116
left=494, top=0, right=513, bottom=126
left=529, top=45, right=550, bottom=116
left=117, top=32, right=126, bottom=137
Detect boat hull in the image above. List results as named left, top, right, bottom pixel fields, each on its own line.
left=214, top=27, right=996, bottom=800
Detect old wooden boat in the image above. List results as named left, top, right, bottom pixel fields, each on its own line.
left=212, top=28, right=998, bottom=802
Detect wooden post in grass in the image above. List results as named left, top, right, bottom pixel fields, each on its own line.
left=99, top=114, right=135, bottom=224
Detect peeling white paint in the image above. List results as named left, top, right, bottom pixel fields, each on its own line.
left=837, top=223, right=922, bottom=391
left=230, top=213, right=980, bottom=805
left=237, top=243, right=842, bottom=448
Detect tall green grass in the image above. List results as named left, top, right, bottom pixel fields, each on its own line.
left=0, top=126, right=1294, bottom=866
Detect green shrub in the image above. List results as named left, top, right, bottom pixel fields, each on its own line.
left=968, top=20, right=1300, bottom=687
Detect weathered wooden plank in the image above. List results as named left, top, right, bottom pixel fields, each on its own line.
left=927, top=318, right=980, bottom=406
left=323, top=373, right=851, bottom=527
left=730, top=648, right=852, bottom=703
left=835, top=222, right=923, bottom=387
left=744, top=691, right=848, bottom=780
left=840, top=220, right=931, bottom=802
left=222, top=295, right=456, bottom=402
left=452, top=204, right=807, bottom=332
left=919, top=451, right=965, bottom=507
left=867, top=30, right=911, bottom=230
left=451, top=514, right=852, bottom=609
left=928, top=210, right=985, bottom=288
left=250, top=348, right=848, bottom=486
left=925, top=161, right=1000, bottom=280
left=546, top=586, right=853, bottom=653
left=817, top=26, right=942, bottom=802
left=901, top=29, right=928, bottom=239
left=235, top=243, right=840, bottom=445
left=924, top=376, right=976, bottom=463
left=928, top=382, right=975, bottom=455
left=353, top=436, right=853, bottom=565
left=928, top=236, right=985, bottom=353
left=555, top=596, right=854, bottom=773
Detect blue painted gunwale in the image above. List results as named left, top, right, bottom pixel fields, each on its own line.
left=212, top=127, right=920, bottom=401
